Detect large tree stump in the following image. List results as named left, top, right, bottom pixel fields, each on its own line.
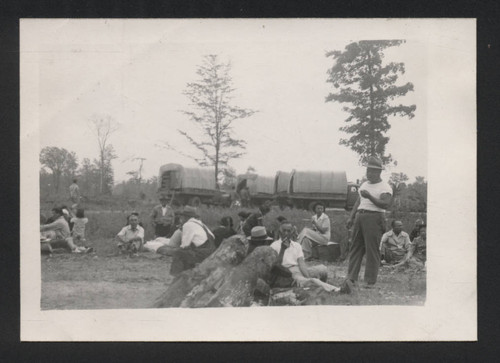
left=154, top=235, right=248, bottom=308
left=202, top=246, right=277, bottom=307
left=154, top=237, right=278, bottom=308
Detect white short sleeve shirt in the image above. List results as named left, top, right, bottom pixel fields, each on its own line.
left=270, top=239, right=304, bottom=268
left=358, top=180, right=393, bottom=212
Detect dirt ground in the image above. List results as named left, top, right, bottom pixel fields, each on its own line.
left=41, top=239, right=426, bottom=310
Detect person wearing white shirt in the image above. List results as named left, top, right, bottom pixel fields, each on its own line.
left=270, top=222, right=339, bottom=292
left=296, top=202, right=331, bottom=260
left=169, top=206, right=215, bottom=277
left=116, top=214, right=145, bottom=254
left=345, top=156, right=393, bottom=288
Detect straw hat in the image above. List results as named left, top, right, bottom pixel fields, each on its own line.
left=249, top=226, right=273, bottom=242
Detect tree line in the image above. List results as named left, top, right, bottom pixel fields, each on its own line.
left=41, top=40, right=424, bottom=208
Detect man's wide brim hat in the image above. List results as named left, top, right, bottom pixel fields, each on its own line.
left=365, top=156, right=384, bottom=170
left=179, top=206, right=199, bottom=218
left=249, top=226, right=273, bottom=242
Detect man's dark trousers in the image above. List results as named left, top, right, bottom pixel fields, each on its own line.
left=347, top=212, right=385, bottom=284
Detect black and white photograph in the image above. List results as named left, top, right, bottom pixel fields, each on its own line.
left=20, top=18, right=476, bottom=341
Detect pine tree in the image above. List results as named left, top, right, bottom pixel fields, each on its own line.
left=326, top=40, right=416, bottom=165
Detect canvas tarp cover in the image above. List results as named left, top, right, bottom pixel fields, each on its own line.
left=292, top=170, right=347, bottom=194
left=247, top=175, right=275, bottom=195
left=275, top=171, right=292, bottom=194
left=159, top=164, right=215, bottom=190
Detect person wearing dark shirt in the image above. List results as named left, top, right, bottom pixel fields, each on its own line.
left=242, top=204, right=271, bottom=237
left=409, top=219, right=425, bottom=242
left=212, top=216, right=236, bottom=248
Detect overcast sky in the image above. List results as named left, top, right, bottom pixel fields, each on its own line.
left=26, top=19, right=428, bottom=184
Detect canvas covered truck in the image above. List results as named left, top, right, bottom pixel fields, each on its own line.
left=236, top=173, right=275, bottom=207
left=158, top=164, right=230, bottom=207
left=274, top=169, right=359, bottom=211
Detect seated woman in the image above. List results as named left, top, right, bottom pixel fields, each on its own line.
left=40, top=207, right=86, bottom=253
left=296, top=202, right=331, bottom=260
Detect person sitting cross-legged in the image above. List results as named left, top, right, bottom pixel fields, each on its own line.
left=116, top=213, right=145, bottom=255
left=269, top=221, right=339, bottom=292
left=392, top=224, right=427, bottom=271
left=380, top=220, right=411, bottom=265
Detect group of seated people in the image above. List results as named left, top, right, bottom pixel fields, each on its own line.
left=379, top=218, right=427, bottom=270
left=40, top=204, right=91, bottom=254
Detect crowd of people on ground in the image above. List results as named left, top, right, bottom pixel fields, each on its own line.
left=40, top=157, right=426, bottom=294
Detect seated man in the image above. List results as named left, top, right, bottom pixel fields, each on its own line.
left=247, top=226, right=273, bottom=255
left=380, top=220, right=411, bottom=264
left=393, top=224, right=427, bottom=270
left=116, top=213, right=145, bottom=254
left=269, top=221, right=339, bottom=292
left=169, top=206, right=215, bottom=276
left=40, top=207, right=83, bottom=253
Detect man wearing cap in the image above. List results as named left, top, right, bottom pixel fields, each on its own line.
left=151, top=195, right=175, bottom=238
left=345, top=156, right=393, bottom=288
left=270, top=221, right=339, bottom=292
left=247, top=226, right=273, bottom=255
left=169, top=206, right=216, bottom=276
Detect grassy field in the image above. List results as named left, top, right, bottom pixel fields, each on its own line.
left=40, top=203, right=426, bottom=309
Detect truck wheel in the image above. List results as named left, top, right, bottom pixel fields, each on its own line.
left=188, top=197, right=201, bottom=207
left=308, top=201, right=317, bottom=212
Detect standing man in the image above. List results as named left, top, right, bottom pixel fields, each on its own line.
left=69, top=179, right=80, bottom=204
left=345, top=156, right=393, bottom=288
left=380, top=220, right=411, bottom=264
left=151, top=194, right=175, bottom=238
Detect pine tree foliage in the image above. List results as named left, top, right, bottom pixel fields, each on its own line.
left=326, top=40, right=416, bottom=165
left=176, top=55, right=257, bottom=188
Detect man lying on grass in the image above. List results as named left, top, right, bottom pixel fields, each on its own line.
left=269, top=221, right=340, bottom=292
